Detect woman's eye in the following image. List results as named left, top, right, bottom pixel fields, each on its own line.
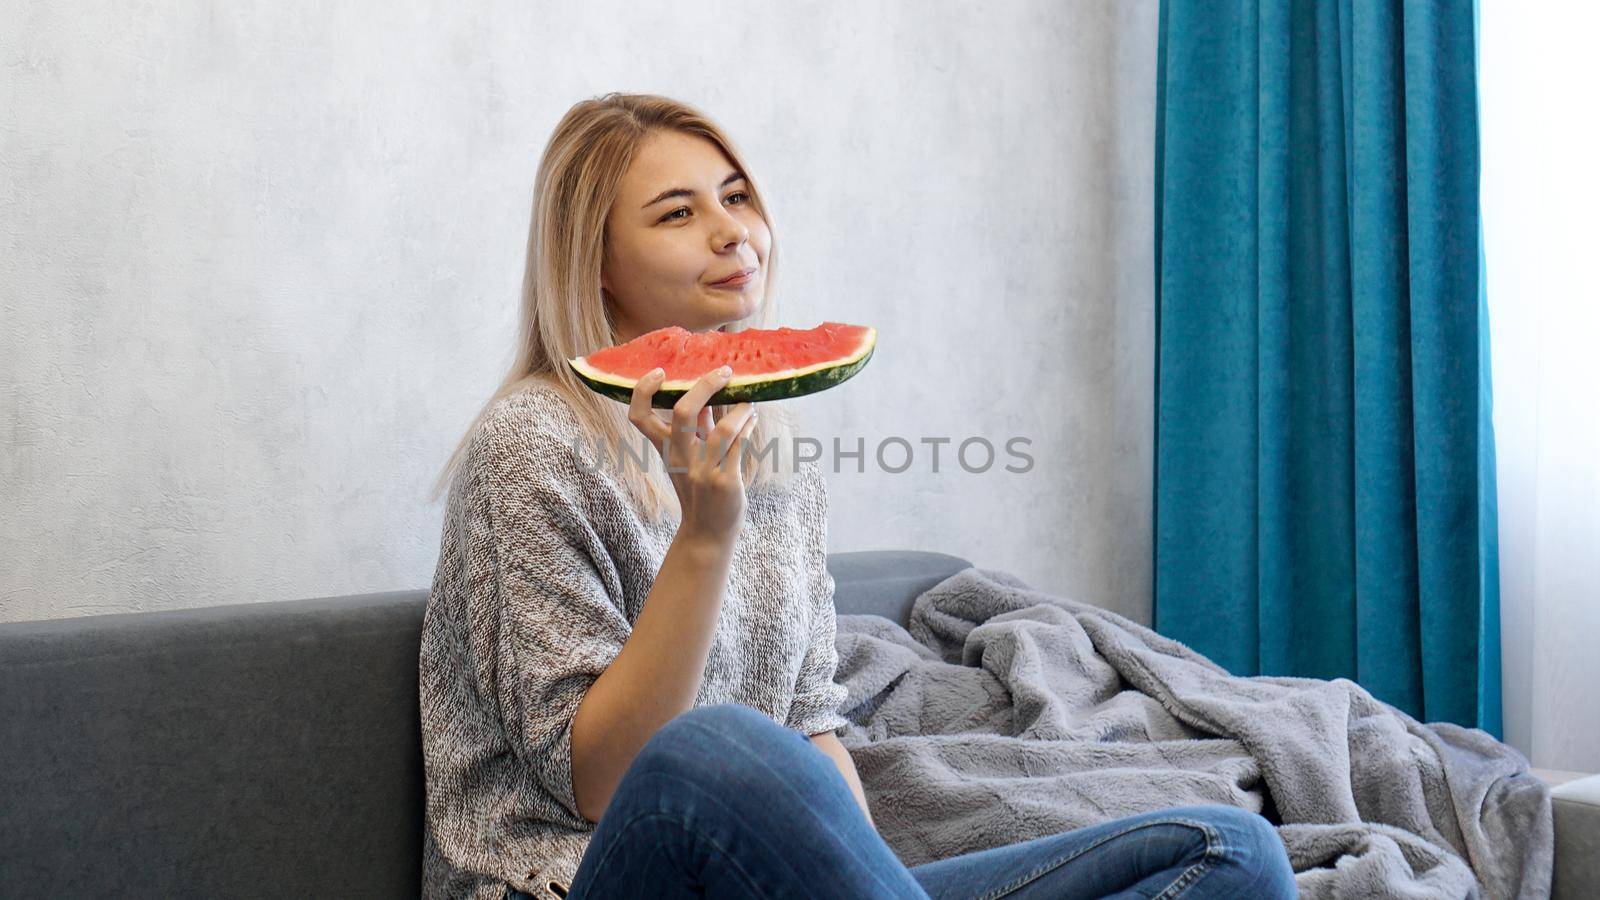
left=660, top=192, right=750, bottom=223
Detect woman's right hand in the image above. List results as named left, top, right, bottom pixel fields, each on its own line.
left=627, top=365, right=758, bottom=545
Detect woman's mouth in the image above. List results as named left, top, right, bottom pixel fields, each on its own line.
left=709, top=267, right=756, bottom=288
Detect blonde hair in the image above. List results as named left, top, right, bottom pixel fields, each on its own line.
left=428, top=92, right=802, bottom=522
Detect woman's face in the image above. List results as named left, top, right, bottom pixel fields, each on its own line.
left=601, top=129, right=772, bottom=344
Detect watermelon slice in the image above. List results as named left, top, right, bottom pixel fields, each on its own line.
left=569, top=321, right=876, bottom=408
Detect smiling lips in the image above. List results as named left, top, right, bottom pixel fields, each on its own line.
left=710, top=266, right=756, bottom=286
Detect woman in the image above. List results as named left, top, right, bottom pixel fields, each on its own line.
left=419, top=92, right=1298, bottom=900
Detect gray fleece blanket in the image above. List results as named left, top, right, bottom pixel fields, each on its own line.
left=831, top=567, right=1553, bottom=899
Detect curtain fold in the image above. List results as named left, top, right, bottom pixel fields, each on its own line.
left=1153, top=0, right=1500, bottom=735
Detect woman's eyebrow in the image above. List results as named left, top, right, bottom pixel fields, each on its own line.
left=641, top=171, right=746, bottom=209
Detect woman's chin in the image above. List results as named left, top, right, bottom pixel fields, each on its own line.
left=702, top=288, right=762, bottom=322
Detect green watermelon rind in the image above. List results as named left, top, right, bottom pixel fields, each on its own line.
left=568, top=326, right=876, bottom=409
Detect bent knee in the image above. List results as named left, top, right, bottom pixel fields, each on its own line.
left=1198, top=804, right=1280, bottom=847
left=658, top=703, right=781, bottom=743
left=632, top=704, right=797, bottom=777
left=1185, top=805, right=1294, bottom=892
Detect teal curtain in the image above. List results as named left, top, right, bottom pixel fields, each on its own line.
left=1153, top=0, right=1501, bottom=736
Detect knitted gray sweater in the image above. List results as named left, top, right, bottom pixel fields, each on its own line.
left=418, top=382, right=849, bottom=900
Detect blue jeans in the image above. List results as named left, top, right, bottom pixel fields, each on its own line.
left=509, top=704, right=1296, bottom=899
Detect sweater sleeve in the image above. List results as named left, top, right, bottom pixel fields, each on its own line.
left=785, top=465, right=851, bottom=737
left=473, top=408, right=631, bottom=829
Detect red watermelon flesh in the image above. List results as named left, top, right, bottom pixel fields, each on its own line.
left=583, top=321, right=872, bottom=382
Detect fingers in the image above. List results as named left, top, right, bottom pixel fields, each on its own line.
left=711, top=403, right=758, bottom=473
left=697, top=398, right=752, bottom=470
left=670, top=366, right=733, bottom=467
left=628, top=368, right=670, bottom=451
left=694, top=402, right=755, bottom=479
left=635, top=367, right=752, bottom=482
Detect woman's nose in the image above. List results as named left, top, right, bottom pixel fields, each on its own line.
left=711, top=211, right=749, bottom=250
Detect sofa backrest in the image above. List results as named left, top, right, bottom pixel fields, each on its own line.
left=0, top=549, right=970, bottom=899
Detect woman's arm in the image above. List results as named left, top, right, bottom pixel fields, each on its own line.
left=810, top=731, right=875, bottom=830
left=569, top=531, right=736, bottom=824
left=570, top=369, right=757, bottom=824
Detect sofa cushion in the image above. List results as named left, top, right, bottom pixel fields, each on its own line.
left=1533, top=769, right=1600, bottom=900
left=0, top=588, right=428, bottom=898
left=0, top=549, right=969, bottom=898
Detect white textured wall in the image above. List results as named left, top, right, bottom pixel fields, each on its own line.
left=1481, top=0, right=1600, bottom=772
left=1, top=2, right=1160, bottom=625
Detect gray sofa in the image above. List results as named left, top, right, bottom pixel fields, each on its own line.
left=2, top=550, right=1594, bottom=897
